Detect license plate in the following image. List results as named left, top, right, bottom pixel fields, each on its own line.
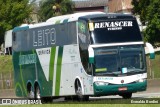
left=118, top=87, right=127, bottom=91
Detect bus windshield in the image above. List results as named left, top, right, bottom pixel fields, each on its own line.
left=90, top=19, right=142, bottom=44
left=94, top=45, right=145, bottom=76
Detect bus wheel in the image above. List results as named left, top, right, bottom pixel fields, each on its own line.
left=121, top=93, right=132, bottom=99
left=27, top=87, right=34, bottom=99
left=27, top=83, right=34, bottom=99
left=75, top=80, right=89, bottom=101
left=35, top=86, right=41, bottom=100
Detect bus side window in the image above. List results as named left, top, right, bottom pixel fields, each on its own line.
left=12, top=32, right=17, bottom=51
left=13, top=32, right=16, bottom=42
left=68, top=22, right=77, bottom=44
left=78, top=20, right=91, bottom=75
left=12, top=32, right=22, bottom=51
left=23, top=30, right=30, bottom=51
left=56, top=24, right=68, bottom=46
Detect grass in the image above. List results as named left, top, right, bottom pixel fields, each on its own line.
left=0, top=55, right=13, bottom=73
left=0, top=104, right=159, bottom=107
left=0, top=55, right=13, bottom=89
left=0, top=97, right=159, bottom=106
left=146, top=51, right=160, bottom=79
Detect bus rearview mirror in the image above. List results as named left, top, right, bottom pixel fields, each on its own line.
left=145, top=42, right=155, bottom=59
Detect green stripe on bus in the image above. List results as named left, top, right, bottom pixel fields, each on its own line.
left=49, top=47, right=56, bottom=80
left=55, top=47, right=63, bottom=96
left=63, top=19, right=69, bottom=23
left=19, top=52, right=27, bottom=96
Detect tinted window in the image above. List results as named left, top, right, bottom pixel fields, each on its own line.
left=68, top=22, right=77, bottom=44
left=94, top=45, right=146, bottom=76
left=90, top=20, right=142, bottom=44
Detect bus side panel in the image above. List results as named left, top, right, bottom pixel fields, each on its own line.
left=13, top=51, right=36, bottom=97
left=36, top=48, right=53, bottom=97
left=13, top=48, right=57, bottom=97
left=59, top=45, right=80, bottom=96
left=59, top=45, right=94, bottom=96
left=13, top=51, right=24, bottom=97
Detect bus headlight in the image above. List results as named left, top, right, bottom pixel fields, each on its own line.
left=137, top=78, right=146, bottom=83
left=95, top=81, right=109, bottom=86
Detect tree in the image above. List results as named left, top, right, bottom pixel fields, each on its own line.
left=38, top=0, right=75, bottom=21
left=29, top=0, right=40, bottom=23
left=0, top=0, right=32, bottom=45
left=132, top=0, right=160, bottom=45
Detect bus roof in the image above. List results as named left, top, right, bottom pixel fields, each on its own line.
left=13, top=12, right=135, bottom=32
left=13, top=12, right=105, bottom=32
left=46, top=11, right=105, bottom=24
left=78, top=13, right=135, bottom=21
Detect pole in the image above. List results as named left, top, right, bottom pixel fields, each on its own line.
left=149, top=59, right=152, bottom=79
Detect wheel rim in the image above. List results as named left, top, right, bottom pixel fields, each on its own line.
left=76, top=80, right=82, bottom=96
left=77, top=86, right=82, bottom=95
left=28, top=87, right=34, bottom=99
left=28, top=90, right=34, bottom=99
left=36, top=87, right=41, bottom=99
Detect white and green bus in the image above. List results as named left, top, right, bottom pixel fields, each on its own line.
left=12, top=12, right=154, bottom=101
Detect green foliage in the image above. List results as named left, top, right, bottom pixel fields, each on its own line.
left=132, top=0, right=160, bottom=45
left=0, top=55, right=13, bottom=73
left=132, top=0, right=150, bottom=25
left=38, top=0, right=75, bottom=21
left=0, top=0, right=32, bottom=45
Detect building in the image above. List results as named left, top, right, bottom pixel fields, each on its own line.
left=74, top=0, right=108, bottom=13
left=108, top=0, right=133, bottom=13
left=108, top=0, right=147, bottom=36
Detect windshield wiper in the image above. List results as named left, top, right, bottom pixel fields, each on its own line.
left=127, top=68, right=143, bottom=72
left=125, top=69, right=144, bottom=75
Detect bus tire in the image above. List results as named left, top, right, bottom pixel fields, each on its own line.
left=27, top=83, right=34, bottom=99
left=35, top=86, right=41, bottom=100
left=75, top=79, right=89, bottom=101
left=121, top=93, right=132, bottom=99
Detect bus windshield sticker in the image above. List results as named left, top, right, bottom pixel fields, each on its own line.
left=89, top=22, right=94, bottom=31
left=95, top=68, right=107, bottom=72
left=94, top=21, right=133, bottom=31
left=122, top=67, right=128, bottom=73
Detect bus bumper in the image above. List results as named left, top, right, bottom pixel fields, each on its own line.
left=93, top=80, right=147, bottom=96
